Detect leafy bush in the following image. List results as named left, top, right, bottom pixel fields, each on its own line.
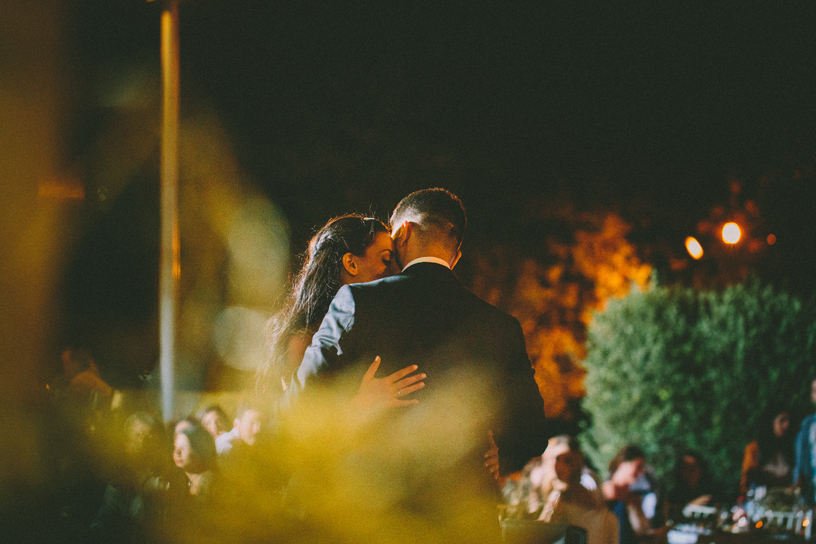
left=580, top=279, right=816, bottom=498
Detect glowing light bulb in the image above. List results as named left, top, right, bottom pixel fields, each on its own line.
left=685, top=237, right=704, bottom=259
left=722, top=222, right=741, bottom=244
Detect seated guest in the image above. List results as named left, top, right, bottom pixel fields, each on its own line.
left=664, top=450, right=715, bottom=524
left=167, top=415, right=199, bottom=438
left=90, top=412, right=181, bottom=543
left=166, top=423, right=223, bottom=541
left=501, top=454, right=546, bottom=519
left=741, top=405, right=795, bottom=495
left=538, top=436, right=616, bottom=544
left=59, top=347, right=114, bottom=409
left=215, top=403, right=262, bottom=455
left=603, top=445, right=648, bottom=544
left=539, top=436, right=603, bottom=519
left=502, top=437, right=603, bottom=521
left=197, top=405, right=230, bottom=440
left=630, top=465, right=662, bottom=529
left=173, top=423, right=218, bottom=501
left=794, top=378, right=816, bottom=505
left=217, top=405, right=289, bottom=541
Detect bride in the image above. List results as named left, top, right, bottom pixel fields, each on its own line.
left=257, top=214, right=426, bottom=408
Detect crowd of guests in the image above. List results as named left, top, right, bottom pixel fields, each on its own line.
left=45, top=357, right=816, bottom=544
left=47, top=348, right=816, bottom=544
left=47, top=343, right=816, bottom=544
left=49, top=378, right=291, bottom=544
left=501, top=378, right=816, bottom=544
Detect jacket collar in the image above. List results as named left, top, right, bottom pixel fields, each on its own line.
left=401, top=256, right=451, bottom=271
left=400, top=261, right=460, bottom=284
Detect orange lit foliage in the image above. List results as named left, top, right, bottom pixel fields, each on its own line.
left=469, top=211, right=650, bottom=420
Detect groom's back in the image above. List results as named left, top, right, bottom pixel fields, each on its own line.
left=327, top=263, right=545, bottom=543
left=348, top=263, right=524, bottom=396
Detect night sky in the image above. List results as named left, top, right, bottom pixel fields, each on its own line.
left=60, top=0, right=816, bottom=384
left=70, top=2, right=816, bottom=210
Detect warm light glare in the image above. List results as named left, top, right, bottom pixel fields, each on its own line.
left=767, top=234, right=776, bottom=245
left=38, top=179, right=85, bottom=200
left=685, top=237, right=703, bottom=259
left=722, top=222, right=741, bottom=244
left=756, top=521, right=764, bottom=529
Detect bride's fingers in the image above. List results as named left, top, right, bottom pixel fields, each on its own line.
left=392, top=372, right=426, bottom=389
left=362, top=356, right=382, bottom=381
left=383, top=364, right=420, bottom=383
left=395, top=381, right=425, bottom=397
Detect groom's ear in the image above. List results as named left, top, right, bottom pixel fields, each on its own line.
left=402, top=221, right=417, bottom=242
left=342, top=253, right=358, bottom=276
left=392, top=221, right=409, bottom=246
left=391, top=221, right=406, bottom=239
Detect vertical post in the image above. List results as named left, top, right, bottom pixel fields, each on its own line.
left=159, top=0, right=180, bottom=422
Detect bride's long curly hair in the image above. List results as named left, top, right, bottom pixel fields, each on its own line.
left=257, top=214, right=389, bottom=396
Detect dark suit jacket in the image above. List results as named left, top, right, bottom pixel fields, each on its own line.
left=279, top=262, right=548, bottom=543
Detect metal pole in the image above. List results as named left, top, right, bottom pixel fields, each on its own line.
left=159, top=0, right=180, bottom=422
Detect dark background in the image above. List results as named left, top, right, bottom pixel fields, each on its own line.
left=58, top=0, right=816, bottom=386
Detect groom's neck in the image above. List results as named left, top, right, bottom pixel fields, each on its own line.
left=401, top=243, right=457, bottom=270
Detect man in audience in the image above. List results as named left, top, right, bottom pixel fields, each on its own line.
left=197, top=405, right=230, bottom=440
left=215, top=403, right=263, bottom=455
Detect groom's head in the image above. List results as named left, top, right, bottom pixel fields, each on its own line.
left=390, top=188, right=466, bottom=270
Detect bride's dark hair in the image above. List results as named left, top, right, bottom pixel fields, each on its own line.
left=257, top=214, right=389, bottom=395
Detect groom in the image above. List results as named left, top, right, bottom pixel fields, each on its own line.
left=283, top=188, right=548, bottom=544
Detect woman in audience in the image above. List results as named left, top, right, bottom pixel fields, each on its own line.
left=664, top=450, right=714, bottom=524
left=501, top=453, right=546, bottom=519
left=538, top=436, right=603, bottom=519
left=173, top=423, right=219, bottom=502
left=166, top=415, right=199, bottom=439
left=740, top=405, right=795, bottom=494
left=538, top=436, right=615, bottom=544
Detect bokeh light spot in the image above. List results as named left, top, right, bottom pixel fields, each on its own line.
left=722, top=222, right=741, bottom=244
left=214, top=306, right=269, bottom=371
left=685, top=237, right=703, bottom=259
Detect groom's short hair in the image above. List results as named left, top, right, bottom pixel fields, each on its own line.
left=390, top=188, right=467, bottom=249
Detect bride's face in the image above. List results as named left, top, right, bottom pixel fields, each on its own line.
left=352, top=232, right=397, bottom=283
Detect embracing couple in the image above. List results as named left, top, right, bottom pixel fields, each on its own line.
left=261, top=188, right=549, bottom=544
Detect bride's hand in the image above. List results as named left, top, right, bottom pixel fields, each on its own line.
left=351, top=356, right=426, bottom=412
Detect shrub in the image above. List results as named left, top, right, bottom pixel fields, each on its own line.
left=580, top=279, right=816, bottom=498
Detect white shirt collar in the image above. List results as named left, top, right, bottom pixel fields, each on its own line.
left=401, top=256, right=451, bottom=272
